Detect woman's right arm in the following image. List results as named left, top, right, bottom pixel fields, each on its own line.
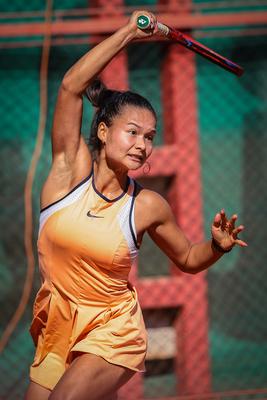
left=41, top=11, right=157, bottom=209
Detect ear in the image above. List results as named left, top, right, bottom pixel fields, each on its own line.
left=97, top=122, right=108, bottom=145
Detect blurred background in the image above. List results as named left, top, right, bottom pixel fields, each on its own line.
left=0, top=1, right=267, bottom=399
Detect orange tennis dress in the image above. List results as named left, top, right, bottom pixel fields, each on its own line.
left=29, top=170, right=147, bottom=390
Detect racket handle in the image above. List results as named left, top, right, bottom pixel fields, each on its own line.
left=137, top=15, right=170, bottom=36
left=157, top=22, right=170, bottom=36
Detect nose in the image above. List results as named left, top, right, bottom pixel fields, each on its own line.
left=135, top=135, right=146, bottom=150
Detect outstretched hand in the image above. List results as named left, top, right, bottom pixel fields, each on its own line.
left=211, top=209, right=248, bottom=251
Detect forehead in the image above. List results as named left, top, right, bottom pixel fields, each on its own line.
left=116, top=105, right=156, bottom=126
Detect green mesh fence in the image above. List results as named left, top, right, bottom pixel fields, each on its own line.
left=0, top=46, right=40, bottom=399
left=197, top=34, right=267, bottom=392
left=0, top=0, right=89, bottom=13
left=1, top=3, right=267, bottom=400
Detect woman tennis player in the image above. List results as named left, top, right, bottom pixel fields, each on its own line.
left=25, top=10, right=247, bottom=400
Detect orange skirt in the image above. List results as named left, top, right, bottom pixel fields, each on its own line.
left=29, top=282, right=147, bottom=390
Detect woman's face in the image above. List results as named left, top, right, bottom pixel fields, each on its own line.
left=99, top=105, right=156, bottom=171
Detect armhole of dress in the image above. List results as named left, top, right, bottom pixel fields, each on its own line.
left=39, top=171, right=92, bottom=236
left=129, top=179, right=139, bottom=250
left=40, top=169, right=93, bottom=213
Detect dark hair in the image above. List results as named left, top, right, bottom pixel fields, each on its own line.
left=85, top=79, right=157, bottom=155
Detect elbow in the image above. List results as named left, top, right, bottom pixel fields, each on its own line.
left=173, top=244, right=199, bottom=274
left=173, top=254, right=203, bottom=275
left=172, top=259, right=198, bottom=275
left=60, top=78, right=74, bottom=94
left=176, top=260, right=208, bottom=275
left=61, top=73, right=82, bottom=96
left=187, top=268, right=201, bottom=275
left=177, top=264, right=200, bottom=275
left=61, top=74, right=72, bottom=92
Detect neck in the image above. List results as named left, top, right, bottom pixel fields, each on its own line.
left=93, top=155, right=128, bottom=198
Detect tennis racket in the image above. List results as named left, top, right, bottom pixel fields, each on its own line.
left=137, top=15, right=244, bottom=77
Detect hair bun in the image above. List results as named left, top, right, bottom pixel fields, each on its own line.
left=85, top=79, right=113, bottom=108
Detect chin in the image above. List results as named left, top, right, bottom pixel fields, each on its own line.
left=127, top=161, right=145, bottom=171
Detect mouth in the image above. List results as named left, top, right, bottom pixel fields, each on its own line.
left=127, top=154, right=144, bottom=163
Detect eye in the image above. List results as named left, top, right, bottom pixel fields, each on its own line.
left=128, top=130, right=137, bottom=136
left=145, top=134, right=154, bottom=142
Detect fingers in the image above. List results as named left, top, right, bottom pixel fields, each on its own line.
left=220, top=209, right=227, bottom=230
left=232, top=225, right=248, bottom=247
left=217, top=210, right=239, bottom=232
left=212, top=212, right=221, bottom=228
left=212, top=210, right=248, bottom=248
left=144, top=12, right=158, bottom=35
left=234, top=238, right=248, bottom=247
left=145, top=12, right=157, bottom=29
left=213, top=209, right=227, bottom=229
left=232, top=224, right=244, bottom=238
left=229, top=214, right=238, bottom=232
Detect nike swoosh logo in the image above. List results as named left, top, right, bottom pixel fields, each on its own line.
left=87, top=210, right=104, bottom=218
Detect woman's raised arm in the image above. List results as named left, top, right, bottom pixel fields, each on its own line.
left=52, top=11, right=157, bottom=166
left=41, top=11, right=157, bottom=209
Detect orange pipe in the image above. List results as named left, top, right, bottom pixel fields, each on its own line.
left=1, top=11, right=267, bottom=37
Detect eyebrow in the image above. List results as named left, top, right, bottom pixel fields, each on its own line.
left=127, top=122, right=141, bottom=128
left=127, top=122, right=156, bottom=133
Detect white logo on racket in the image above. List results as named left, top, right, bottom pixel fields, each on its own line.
left=139, top=18, right=147, bottom=26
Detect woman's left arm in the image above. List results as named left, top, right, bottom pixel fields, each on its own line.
left=146, top=192, right=247, bottom=274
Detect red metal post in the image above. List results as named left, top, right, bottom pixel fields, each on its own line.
left=161, top=41, right=211, bottom=394
left=159, top=0, right=211, bottom=394
left=1, top=12, right=267, bottom=37
left=89, top=0, right=128, bottom=90
left=101, top=51, right=129, bottom=91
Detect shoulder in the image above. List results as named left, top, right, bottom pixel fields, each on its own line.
left=135, top=186, right=166, bottom=207
left=134, top=184, right=173, bottom=226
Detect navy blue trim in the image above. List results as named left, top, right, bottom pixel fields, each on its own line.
left=40, top=171, right=93, bottom=213
left=129, top=180, right=139, bottom=249
left=92, top=173, right=130, bottom=203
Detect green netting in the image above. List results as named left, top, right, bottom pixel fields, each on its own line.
left=0, top=1, right=45, bottom=13
left=197, top=34, right=267, bottom=391
left=125, top=0, right=157, bottom=5
left=193, top=0, right=267, bottom=12
left=1, top=0, right=89, bottom=13
left=0, top=42, right=93, bottom=398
